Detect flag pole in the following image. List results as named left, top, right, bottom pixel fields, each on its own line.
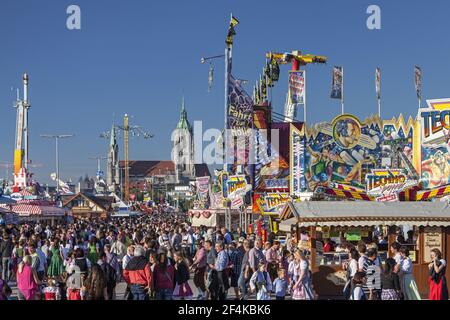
left=303, top=70, right=307, bottom=124
left=378, top=97, right=381, bottom=118
left=341, top=67, right=345, bottom=115
left=224, top=14, right=233, bottom=171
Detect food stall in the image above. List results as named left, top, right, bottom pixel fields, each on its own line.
left=279, top=201, right=450, bottom=299
left=1, top=200, right=68, bottom=225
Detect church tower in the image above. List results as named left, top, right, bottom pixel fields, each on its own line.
left=173, top=97, right=194, bottom=183
left=107, top=120, right=119, bottom=188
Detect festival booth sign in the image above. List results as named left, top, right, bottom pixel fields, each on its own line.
left=419, top=99, right=450, bottom=190
left=304, top=114, right=384, bottom=193
left=253, top=193, right=290, bottom=216
left=365, top=169, right=419, bottom=202
left=278, top=201, right=450, bottom=298
left=226, top=175, right=251, bottom=200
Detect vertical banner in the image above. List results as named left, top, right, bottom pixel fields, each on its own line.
left=196, top=176, right=210, bottom=196
left=375, top=67, right=381, bottom=100
left=227, top=75, right=254, bottom=168
left=288, top=70, right=305, bottom=105
left=415, top=66, right=422, bottom=100
left=330, top=66, right=343, bottom=100
left=290, top=125, right=306, bottom=196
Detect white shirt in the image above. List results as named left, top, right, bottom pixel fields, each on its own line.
left=300, top=260, right=308, bottom=271
left=357, top=255, right=367, bottom=271
left=350, top=286, right=364, bottom=300
left=122, top=254, right=132, bottom=270
left=394, top=252, right=402, bottom=266
left=349, top=259, right=358, bottom=277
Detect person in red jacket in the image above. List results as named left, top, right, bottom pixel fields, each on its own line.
left=123, top=246, right=152, bottom=300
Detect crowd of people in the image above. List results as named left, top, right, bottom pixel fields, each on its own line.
left=0, top=212, right=448, bottom=301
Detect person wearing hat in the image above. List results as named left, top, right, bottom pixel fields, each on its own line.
left=191, top=239, right=207, bottom=299
left=0, top=232, right=14, bottom=281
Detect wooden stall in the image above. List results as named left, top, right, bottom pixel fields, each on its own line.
left=279, top=201, right=450, bottom=299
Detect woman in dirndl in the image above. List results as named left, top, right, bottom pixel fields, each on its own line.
left=173, top=251, right=193, bottom=300
left=428, top=248, right=448, bottom=300
left=291, top=250, right=315, bottom=300
left=399, top=247, right=421, bottom=300
left=381, top=258, right=401, bottom=300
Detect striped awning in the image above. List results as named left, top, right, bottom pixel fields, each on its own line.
left=416, top=184, right=450, bottom=201
left=4, top=203, right=66, bottom=217
left=324, top=187, right=374, bottom=201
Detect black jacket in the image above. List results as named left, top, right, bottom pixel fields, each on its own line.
left=175, top=262, right=190, bottom=285
left=0, top=239, right=14, bottom=258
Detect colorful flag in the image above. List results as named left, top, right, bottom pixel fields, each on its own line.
left=415, top=66, right=422, bottom=100
left=289, top=70, right=305, bottom=105
left=270, top=58, right=280, bottom=82
left=227, top=74, right=253, bottom=130
left=375, top=67, right=381, bottom=100
left=260, top=76, right=267, bottom=101
left=226, top=75, right=254, bottom=167
left=330, top=66, right=343, bottom=99
left=226, top=15, right=239, bottom=46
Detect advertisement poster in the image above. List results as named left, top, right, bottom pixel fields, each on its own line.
left=419, top=99, right=450, bottom=189
left=226, top=175, right=250, bottom=200
left=253, top=123, right=291, bottom=192
left=365, top=169, right=417, bottom=199
left=195, top=176, right=210, bottom=195
left=289, top=70, right=305, bottom=105
left=253, top=193, right=289, bottom=215
left=304, top=115, right=384, bottom=192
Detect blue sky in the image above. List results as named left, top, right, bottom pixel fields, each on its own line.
left=1, top=0, right=450, bottom=184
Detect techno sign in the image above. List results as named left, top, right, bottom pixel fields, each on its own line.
left=365, top=169, right=416, bottom=196
left=420, top=99, right=450, bottom=145
left=253, top=193, right=290, bottom=215
left=420, top=99, right=450, bottom=189
left=264, top=193, right=290, bottom=212
left=226, top=175, right=251, bottom=200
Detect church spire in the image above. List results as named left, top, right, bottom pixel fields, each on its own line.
left=110, top=113, right=117, bottom=147
left=176, top=96, right=191, bottom=131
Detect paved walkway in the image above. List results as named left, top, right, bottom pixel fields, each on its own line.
left=8, top=278, right=251, bottom=300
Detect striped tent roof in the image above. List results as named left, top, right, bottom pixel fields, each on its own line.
left=0, top=203, right=66, bottom=217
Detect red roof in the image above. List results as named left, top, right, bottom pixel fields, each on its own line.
left=119, top=161, right=175, bottom=177
left=119, top=161, right=211, bottom=178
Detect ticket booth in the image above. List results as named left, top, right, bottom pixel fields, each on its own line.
left=279, top=201, right=450, bottom=299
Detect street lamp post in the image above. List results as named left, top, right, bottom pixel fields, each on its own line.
left=40, top=134, right=74, bottom=196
